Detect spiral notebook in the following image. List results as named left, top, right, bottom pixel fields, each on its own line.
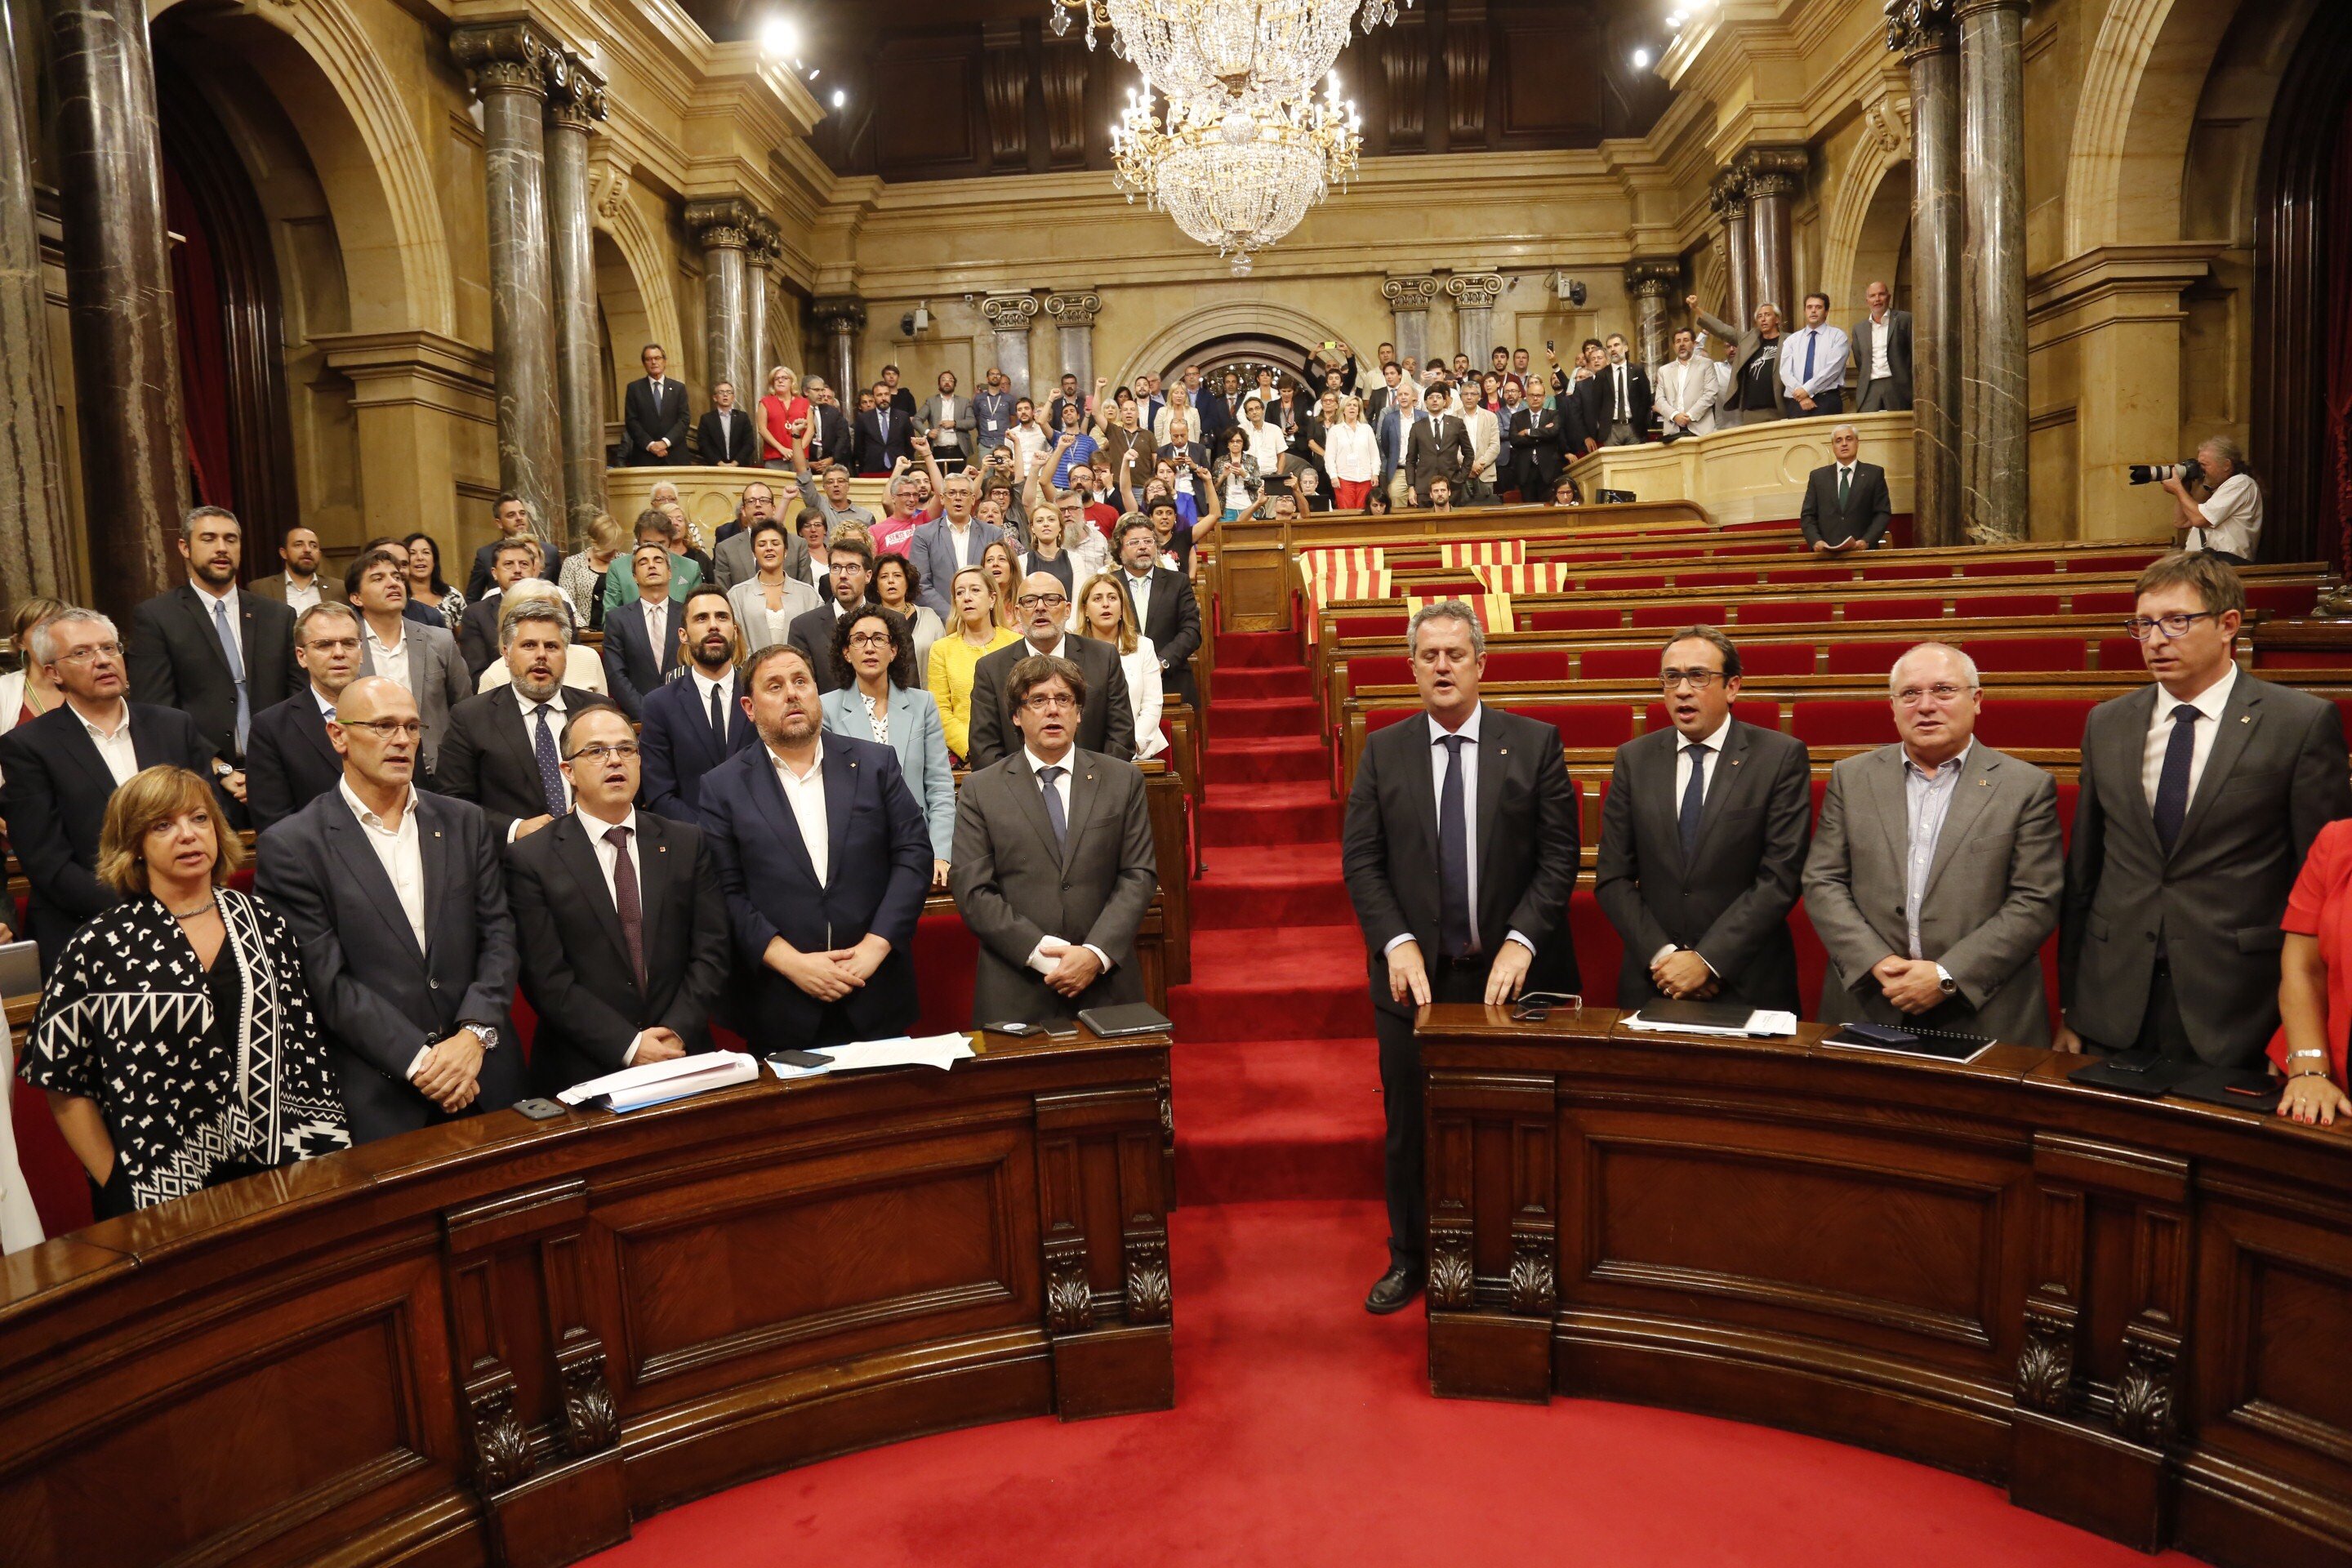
left=1822, top=1023, right=1998, bottom=1064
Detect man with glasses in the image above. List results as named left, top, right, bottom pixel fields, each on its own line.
left=248, top=602, right=366, bottom=831
left=1803, top=643, right=2064, bottom=1044
left=951, top=654, right=1159, bottom=1027
left=1799, top=425, right=1892, bottom=553
left=436, top=597, right=620, bottom=843
left=506, top=704, right=731, bottom=1096
left=2058, top=553, right=2352, bottom=1066
left=254, top=676, right=522, bottom=1142
left=963, top=572, right=1134, bottom=769
left=787, top=528, right=879, bottom=694
left=1595, top=626, right=1812, bottom=1018
left=712, top=479, right=812, bottom=593
left=0, top=608, right=220, bottom=968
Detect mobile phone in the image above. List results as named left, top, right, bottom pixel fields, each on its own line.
left=1546, top=339, right=1556, bottom=352
left=1323, top=341, right=1336, bottom=350
left=989, top=1021, right=1045, bottom=1038
left=771, top=1048, right=833, bottom=1068
left=513, top=1098, right=568, bottom=1121
left=1510, top=1005, right=1550, bottom=1023
left=2225, top=1083, right=2269, bottom=1098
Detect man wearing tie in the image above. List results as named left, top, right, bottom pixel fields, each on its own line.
left=623, top=342, right=691, bottom=466
left=1341, top=602, right=1581, bottom=1315
left=1853, top=280, right=1913, bottom=412
left=602, top=538, right=686, bottom=719
left=1575, top=333, right=1653, bottom=450
left=434, top=596, right=619, bottom=843
left=856, top=381, right=913, bottom=475
left=639, top=586, right=758, bottom=822
left=1404, top=381, right=1474, bottom=510
left=506, top=704, right=732, bottom=1096
left=1115, top=517, right=1202, bottom=709
left=1595, top=627, right=1812, bottom=1013
left=2059, top=554, right=2352, bottom=1066
left=1800, top=425, right=1894, bottom=553
left=247, top=602, right=366, bottom=831
left=696, top=381, right=761, bottom=466
left=799, top=376, right=853, bottom=470
left=1779, top=292, right=1851, bottom=419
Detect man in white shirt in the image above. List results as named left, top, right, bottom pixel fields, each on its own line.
left=1008, top=397, right=1050, bottom=479
left=1655, top=327, right=1725, bottom=441
left=347, top=543, right=470, bottom=782
left=250, top=524, right=337, bottom=612
left=247, top=601, right=366, bottom=830
left=921, top=370, right=974, bottom=471
left=909, top=470, right=1008, bottom=617
left=1779, top=292, right=1852, bottom=418
left=2162, top=435, right=2264, bottom=564
left=1852, top=279, right=1913, bottom=412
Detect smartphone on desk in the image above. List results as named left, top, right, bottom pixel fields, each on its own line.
left=771, top=1049, right=833, bottom=1068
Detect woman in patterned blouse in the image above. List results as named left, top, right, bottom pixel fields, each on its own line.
left=21, top=766, right=350, bottom=1218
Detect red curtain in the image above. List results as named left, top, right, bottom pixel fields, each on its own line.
left=163, top=150, right=232, bottom=514
left=2327, top=99, right=2352, bottom=577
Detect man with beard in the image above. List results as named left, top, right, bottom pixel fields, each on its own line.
left=250, top=523, right=341, bottom=612
left=639, top=586, right=758, bottom=822
left=434, top=595, right=618, bottom=843
left=787, top=528, right=878, bottom=694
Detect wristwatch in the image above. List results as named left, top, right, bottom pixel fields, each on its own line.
left=1936, top=964, right=1958, bottom=995
left=463, top=1023, right=501, bottom=1053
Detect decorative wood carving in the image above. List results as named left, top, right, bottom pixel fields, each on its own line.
left=2016, top=1305, right=2074, bottom=1414
left=1124, top=1236, right=1172, bottom=1325
left=470, top=1380, right=536, bottom=1492
left=981, top=20, right=1029, bottom=169
left=1428, top=1236, right=1476, bottom=1309
left=1382, top=13, right=1428, bottom=148
left=1045, top=1243, right=1095, bottom=1332
left=559, top=1353, right=620, bottom=1455
left=2114, top=1342, right=2177, bottom=1446
left=1508, top=1235, right=1555, bottom=1316
left=1040, top=38, right=1089, bottom=168
left=1446, top=0, right=1490, bottom=145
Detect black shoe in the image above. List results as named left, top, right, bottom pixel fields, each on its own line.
left=1365, top=1263, right=1423, bottom=1315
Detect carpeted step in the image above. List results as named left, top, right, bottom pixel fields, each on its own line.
left=1214, top=665, right=1313, bottom=702
left=1192, top=843, right=1354, bottom=929
left=1214, top=630, right=1303, bottom=668
left=1200, top=782, right=1342, bottom=847
left=1173, top=1038, right=1383, bottom=1203
left=1205, top=734, right=1328, bottom=787
left=1212, top=697, right=1324, bottom=740
left=1169, top=924, right=1374, bottom=1042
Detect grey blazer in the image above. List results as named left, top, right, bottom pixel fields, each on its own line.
left=2060, top=674, right=2352, bottom=1064
left=1694, top=307, right=1786, bottom=421
left=920, top=394, right=978, bottom=455
left=821, top=683, right=956, bottom=860
left=712, top=527, right=812, bottom=595
left=951, top=748, right=1160, bottom=1027
left=906, top=516, right=1007, bottom=619
left=1803, top=742, right=2063, bottom=1045
left=1853, top=309, right=1914, bottom=407
left=727, top=575, right=822, bottom=655
left=355, top=617, right=472, bottom=781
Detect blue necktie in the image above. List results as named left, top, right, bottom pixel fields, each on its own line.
left=2153, top=705, right=2198, bottom=853
left=1039, top=765, right=1067, bottom=853
left=1437, top=734, right=1472, bottom=960
left=1679, top=742, right=1708, bottom=858
left=213, top=597, right=249, bottom=754
left=1801, top=330, right=1817, bottom=385
left=533, top=704, right=566, bottom=817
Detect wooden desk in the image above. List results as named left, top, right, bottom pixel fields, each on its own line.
left=1417, top=1005, right=2352, bottom=1566
left=0, top=1027, right=1174, bottom=1568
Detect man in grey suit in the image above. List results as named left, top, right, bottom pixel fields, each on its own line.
left=951, top=653, right=1159, bottom=1027
left=710, top=479, right=811, bottom=593
left=1853, top=280, right=1914, bottom=413
left=1804, top=644, right=2064, bottom=1043
left=1594, top=627, right=1812, bottom=1013
left=346, top=545, right=472, bottom=785
left=2059, top=554, right=2352, bottom=1065
left=907, top=470, right=1005, bottom=618
left=254, top=676, right=522, bottom=1143
left=920, top=370, right=978, bottom=472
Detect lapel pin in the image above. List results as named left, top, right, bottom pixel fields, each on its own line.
left=1979, top=778, right=1990, bottom=786
left=1499, top=747, right=1509, bottom=756
left=1730, top=757, right=1740, bottom=766
left=434, top=831, right=443, bottom=838
left=2240, top=715, right=2251, bottom=724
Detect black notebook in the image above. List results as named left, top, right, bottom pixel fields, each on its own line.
left=2167, top=1066, right=2283, bottom=1113
left=1076, top=1002, right=1174, bottom=1039
left=1824, top=1022, right=1998, bottom=1064
left=2068, top=1052, right=2203, bottom=1097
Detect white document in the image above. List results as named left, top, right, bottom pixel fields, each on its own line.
left=556, top=1050, right=760, bottom=1111
left=1619, top=1009, right=1798, bottom=1040
left=766, top=1032, right=978, bottom=1080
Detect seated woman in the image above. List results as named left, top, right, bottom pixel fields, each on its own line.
left=1076, top=572, right=1168, bottom=760
left=558, top=511, right=625, bottom=634
left=929, top=565, right=1020, bottom=762
left=822, top=607, right=955, bottom=888
left=20, top=765, right=350, bottom=1218
left=872, top=554, right=942, bottom=688
left=2270, top=817, right=2352, bottom=1126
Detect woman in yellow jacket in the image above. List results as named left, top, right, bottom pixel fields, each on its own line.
left=928, top=564, right=1021, bottom=761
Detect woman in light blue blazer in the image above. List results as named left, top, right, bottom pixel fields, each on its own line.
left=821, top=605, right=956, bottom=887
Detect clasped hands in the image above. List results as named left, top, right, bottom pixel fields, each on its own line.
left=767, top=933, right=892, bottom=1002
left=1387, top=937, right=1530, bottom=1008
left=412, top=1027, right=487, bottom=1112
left=1871, top=954, right=1949, bottom=1014
left=1651, top=947, right=1718, bottom=1000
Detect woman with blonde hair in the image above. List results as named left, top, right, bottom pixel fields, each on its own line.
left=1, top=595, right=69, bottom=786
left=1326, top=394, right=1379, bottom=510
left=760, top=365, right=810, bottom=470
left=558, top=513, right=626, bottom=634
left=929, top=564, right=1020, bottom=761
left=20, top=765, right=349, bottom=1218
left=1076, top=572, right=1168, bottom=760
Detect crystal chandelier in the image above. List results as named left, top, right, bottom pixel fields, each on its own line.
left=1053, top=0, right=1412, bottom=106
left=1111, top=75, right=1362, bottom=274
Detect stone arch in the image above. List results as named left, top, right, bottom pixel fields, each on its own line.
left=592, top=176, right=684, bottom=408
left=1114, top=299, right=1357, bottom=390
left=1820, top=108, right=1913, bottom=314
left=2060, top=0, right=2258, bottom=252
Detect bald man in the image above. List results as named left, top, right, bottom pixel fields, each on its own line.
left=962, top=571, right=1135, bottom=769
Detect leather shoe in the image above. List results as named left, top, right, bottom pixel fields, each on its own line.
left=1364, top=1263, right=1423, bottom=1315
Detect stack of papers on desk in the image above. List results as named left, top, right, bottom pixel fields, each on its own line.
left=556, top=1051, right=760, bottom=1111
left=767, top=1033, right=977, bottom=1080
left=1621, top=1003, right=1799, bottom=1040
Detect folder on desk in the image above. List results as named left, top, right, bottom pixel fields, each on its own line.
left=558, top=1051, right=760, bottom=1111
left=1621, top=1000, right=1798, bottom=1039
left=2167, top=1066, right=2283, bottom=1113
left=2067, top=1052, right=2201, bottom=1097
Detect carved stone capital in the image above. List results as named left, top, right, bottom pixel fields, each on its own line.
left=1122, top=1235, right=1171, bottom=1324
left=813, top=295, right=868, bottom=336
left=451, top=22, right=555, bottom=97
left=542, top=49, right=607, bottom=131
left=1044, top=290, right=1102, bottom=327
left=684, top=198, right=759, bottom=253
left=1952, top=0, right=2030, bottom=21
left=1382, top=274, right=1439, bottom=312
left=1884, top=0, right=1959, bottom=56
left=1708, top=167, right=1750, bottom=221
left=980, top=292, right=1040, bottom=331
left=744, top=217, right=782, bottom=270
left=1624, top=259, right=1682, bottom=300
left=1445, top=272, right=1504, bottom=311
left=1428, top=1234, right=1475, bottom=1310
left=1738, top=146, right=1810, bottom=203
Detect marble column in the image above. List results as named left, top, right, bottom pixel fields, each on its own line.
left=1712, top=169, right=1755, bottom=327
left=1624, top=260, right=1682, bottom=372
left=1045, top=290, right=1101, bottom=390
left=980, top=293, right=1040, bottom=399
left=1958, top=0, right=2029, bottom=542
left=541, top=50, right=604, bottom=550
left=1891, top=0, right=1965, bottom=548
left=745, top=219, right=777, bottom=397
left=452, top=23, right=565, bottom=544
left=1382, top=274, right=1438, bottom=370
left=44, top=0, right=183, bottom=614
left=811, top=296, right=866, bottom=407
left=1740, top=147, right=1806, bottom=320
left=0, top=0, right=69, bottom=604
left=1446, top=272, right=1504, bottom=367
left=686, top=198, right=755, bottom=415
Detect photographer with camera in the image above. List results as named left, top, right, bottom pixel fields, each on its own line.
left=2142, top=436, right=2261, bottom=564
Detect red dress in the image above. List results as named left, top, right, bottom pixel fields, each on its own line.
left=2267, top=817, right=2352, bottom=1083
left=760, top=394, right=809, bottom=461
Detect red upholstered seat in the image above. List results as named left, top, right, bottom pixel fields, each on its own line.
left=1633, top=601, right=1720, bottom=627
left=1528, top=607, right=1621, bottom=630
left=1332, top=612, right=1395, bottom=637
left=1966, top=593, right=2063, bottom=617
left=1580, top=646, right=1664, bottom=679
left=1739, top=601, right=1838, bottom=625
left=1364, top=706, right=1417, bottom=735
left=1791, top=700, right=1895, bottom=746
left=1974, top=698, right=2097, bottom=750
left=1597, top=573, right=1670, bottom=591
left=1960, top=638, right=2091, bottom=672
left=2249, top=583, right=2318, bottom=615
left=2096, top=637, right=2147, bottom=671
left=1348, top=655, right=1411, bottom=688
left=1676, top=569, right=1757, bottom=588
left=2070, top=590, right=2136, bottom=615
left=2069, top=552, right=2157, bottom=573
left=1963, top=559, right=2047, bottom=577
left=1735, top=643, right=1818, bottom=676
left=1824, top=640, right=1913, bottom=675
left=1765, top=566, right=1857, bottom=584
left=1480, top=649, right=1567, bottom=683
left=1712, top=541, right=1789, bottom=556
left=1646, top=699, right=1780, bottom=734
left=1522, top=702, right=1637, bottom=746
left=1857, top=562, right=1951, bottom=581
left=1850, top=596, right=1947, bottom=622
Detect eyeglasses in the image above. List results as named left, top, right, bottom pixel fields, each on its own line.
left=305, top=638, right=362, bottom=654
left=340, top=719, right=424, bottom=739
left=1894, top=683, right=1971, bottom=706
left=1659, top=669, right=1726, bottom=691
left=1022, top=693, right=1078, bottom=713
left=52, top=642, right=122, bottom=665
left=2123, top=611, right=2218, bottom=641
left=1018, top=594, right=1070, bottom=610
left=566, top=742, right=640, bottom=762
left=846, top=630, right=895, bottom=648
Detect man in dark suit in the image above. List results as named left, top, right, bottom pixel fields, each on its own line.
left=1854, top=281, right=1914, bottom=412
left=786, top=530, right=876, bottom=694
left=436, top=595, right=618, bottom=843
left=247, top=602, right=364, bottom=831
left=951, top=653, right=1159, bottom=1027
left=2058, top=554, right=2352, bottom=1067
left=622, top=342, right=691, bottom=466
left=1799, top=425, right=1894, bottom=552
left=965, top=572, right=1135, bottom=769
left=1594, top=626, right=1812, bottom=1013
left=697, top=380, right=762, bottom=466
left=1576, top=335, right=1654, bottom=449
left=458, top=537, right=537, bottom=685
left=1340, top=600, right=1581, bottom=1314
left=640, top=586, right=758, bottom=822
left=1111, top=516, right=1202, bottom=708
left=252, top=676, right=522, bottom=1142
left=854, top=382, right=914, bottom=476
left=508, top=704, right=732, bottom=1096
left=697, top=644, right=933, bottom=1050
left=798, top=376, right=853, bottom=472
left=466, top=493, right=563, bottom=601
left=1404, top=381, right=1474, bottom=509
left=1499, top=380, right=1562, bottom=501
left=0, top=609, right=220, bottom=967
left=602, top=539, right=686, bottom=719
left=127, top=505, right=300, bottom=788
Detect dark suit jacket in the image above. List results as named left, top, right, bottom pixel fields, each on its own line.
left=506, top=809, right=732, bottom=1095
left=639, top=669, right=758, bottom=822
left=466, top=539, right=564, bottom=604
left=1504, top=404, right=1564, bottom=492
left=0, top=703, right=219, bottom=967
left=697, top=733, right=933, bottom=1049
left=623, top=376, right=692, bottom=466
left=964, top=635, right=1136, bottom=771
left=246, top=691, right=344, bottom=832
left=1123, top=568, right=1202, bottom=708
left=800, top=403, right=853, bottom=470
left=436, top=685, right=620, bottom=841
left=787, top=599, right=861, bottom=694
left=252, top=787, right=521, bottom=1142
left=457, top=594, right=504, bottom=685
left=697, top=406, right=762, bottom=466
left=127, top=583, right=300, bottom=764
left=2060, top=674, right=2352, bottom=1066
left=1405, top=414, right=1474, bottom=501
left=1575, top=362, right=1655, bottom=446
left=1592, top=720, right=1812, bottom=1011
left=950, top=749, right=1159, bottom=1026
left=1854, top=309, right=1915, bottom=407
left=601, top=597, right=685, bottom=719
left=1341, top=704, right=1582, bottom=1018
left=855, top=406, right=914, bottom=472
left=1799, top=461, right=1893, bottom=550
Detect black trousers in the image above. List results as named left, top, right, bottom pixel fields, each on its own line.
left=2087, top=958, right=2199, bottom=1062
left=1374, top=954, right=1492, bottom=1272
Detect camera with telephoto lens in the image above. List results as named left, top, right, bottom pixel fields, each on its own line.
left=2128, top=458, right=2203, bottom=487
